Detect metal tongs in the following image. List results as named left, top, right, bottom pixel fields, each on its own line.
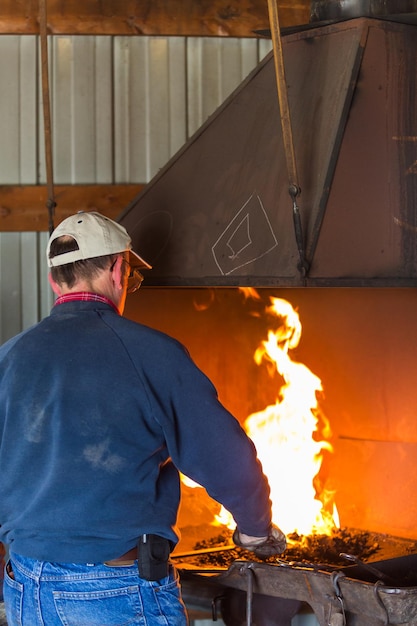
left=339, top=552, right=397, bottom=585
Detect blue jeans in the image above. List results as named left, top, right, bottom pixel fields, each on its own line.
left=3, top=552, right=188, bottom=625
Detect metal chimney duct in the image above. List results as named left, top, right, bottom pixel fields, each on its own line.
left=310, top=0, right=417, bottom=23
left=119, top=17, right=417, bottom=287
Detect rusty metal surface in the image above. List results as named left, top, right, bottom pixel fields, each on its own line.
left=312, top=18, right=417, bottom=282
left=180, top=555, right=417, bottom=625
left=120, top=18, right=417, bottom=287
left=217, top=560, right=417, bottom=625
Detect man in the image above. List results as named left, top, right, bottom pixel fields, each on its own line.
left=0, top=211, right=286, bottom=625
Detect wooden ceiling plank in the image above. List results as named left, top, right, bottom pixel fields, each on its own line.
left=0, top=184, right=145, bottom=232
left=0, top=0, right=311, bottom=36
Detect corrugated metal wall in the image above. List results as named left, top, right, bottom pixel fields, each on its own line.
left=0, top=35, right=272, bottom=344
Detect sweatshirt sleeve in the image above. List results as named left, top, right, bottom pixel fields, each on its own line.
left=143, top=337, right=273, bottom=538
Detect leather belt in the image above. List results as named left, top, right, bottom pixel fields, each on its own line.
left=104, top=547, right=137, bottom=567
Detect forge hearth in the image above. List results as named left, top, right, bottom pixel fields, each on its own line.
left=178, top=554, right=417, bottom=626
left=125, top=286, right=417, bottom=624
left=172, top=528, right=417, bottom=570
left=172, top=528, right=417, bottom=626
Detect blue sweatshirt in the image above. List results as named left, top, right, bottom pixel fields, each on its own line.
left=0, top=299, right=272, bottom=564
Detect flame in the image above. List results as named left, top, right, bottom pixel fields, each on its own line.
left=239, top=287, right=262, bottom=301
left=181, top=292, right=338, bottom=537
left=244, top=296, right=338, bottom=536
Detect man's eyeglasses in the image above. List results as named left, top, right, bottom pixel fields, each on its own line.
left=110, top=258, right=144, bottom=293
left=125, top=262, right=144, bottom=293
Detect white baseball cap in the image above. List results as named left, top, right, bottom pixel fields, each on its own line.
left=46, top=211, right=151, bottom=270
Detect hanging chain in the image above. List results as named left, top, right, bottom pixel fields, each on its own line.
left=267, top=0, right=309, bottom=278
left=39, top=0, right=56, bottom=235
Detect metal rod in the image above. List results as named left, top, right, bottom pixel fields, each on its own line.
left=340, top=553, right=397, bottom=585
left=267, top=0, right=309, bottom=278
left=172, top=545, right=236, bottom=559
left=245, top=566, right=254, bottom=626
left=39, top=0, right=56, bottom=235
left=267, top=0, right=299, bottom=188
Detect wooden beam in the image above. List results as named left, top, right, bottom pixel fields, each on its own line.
left=0, top=1, right=311, bottom=36
left=0, top=184, right=145, bottom=232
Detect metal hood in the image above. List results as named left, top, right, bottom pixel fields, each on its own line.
left=119, top=17, right=417, bottom=287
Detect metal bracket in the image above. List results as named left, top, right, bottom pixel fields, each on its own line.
left=211, top=594, right=225, bottom=622
left=237, top=562, right=255, bottom=626
left=325, top=571, right=347, bottom=626
left=373, top=580, right=390, bottom=626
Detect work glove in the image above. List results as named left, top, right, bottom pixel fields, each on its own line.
left=232, top=523, right=287, bottom=558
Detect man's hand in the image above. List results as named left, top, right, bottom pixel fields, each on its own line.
left=232, top=524, right=287, bottom=558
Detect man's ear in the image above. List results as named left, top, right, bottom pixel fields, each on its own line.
left=111, top=255, right=125, bottom=291
left=48, top=272, right=63, bottom=296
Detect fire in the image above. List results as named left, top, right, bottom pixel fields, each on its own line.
left=182, top=291, right=339, bottom=538
left=244, top=296, right=339, bottom=536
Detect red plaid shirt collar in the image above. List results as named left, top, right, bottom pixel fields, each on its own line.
left=54, top=292, right=120, bottom=315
